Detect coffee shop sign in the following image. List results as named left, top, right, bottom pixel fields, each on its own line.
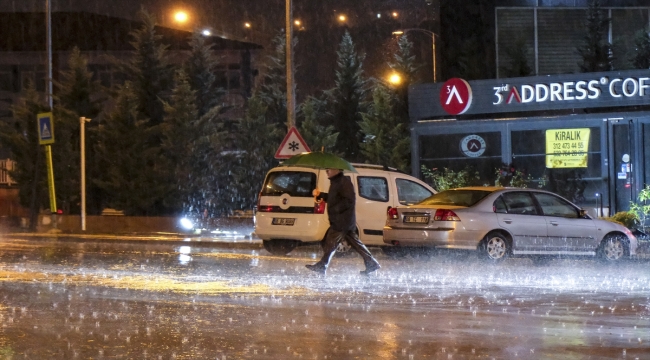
left=492, top=76, right=650, bottom=105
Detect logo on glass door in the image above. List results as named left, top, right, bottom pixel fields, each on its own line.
left=460, top=135, right=486, bottom=157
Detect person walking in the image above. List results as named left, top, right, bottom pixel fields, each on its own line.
left=305, top=168, right=381, bottom=275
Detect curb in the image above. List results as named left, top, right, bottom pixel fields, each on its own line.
left=1, top=232, right=265, bottom=250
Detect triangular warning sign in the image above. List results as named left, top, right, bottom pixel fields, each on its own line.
left=41, top=124, right=51, bottom=138
left=275, top=126, right=311, bottom=159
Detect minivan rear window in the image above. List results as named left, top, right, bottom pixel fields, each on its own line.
left=418, top=189, right=492, bottom=207
left=261, top=171, right=317, bottom=197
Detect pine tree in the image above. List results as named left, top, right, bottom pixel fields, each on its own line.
left=389, top=34, right=422, bottom=127
left=328, top=30, right=369, bottom=162
left=631, top=26, right=650, bottom=69
left=160, top=70, right=198, bottom=212
left=226, top=95, right=281, bottom=214
left=0, top=82, right=49, bottom=229
left=120, top=8, right=174, bottom=127
left=359, top=86, right=410, bottom=172
left=185, top=31, right=225, bottom=117
left=53, top=47, right=104, bottom=214
left=94, top=8, right=176, bottom=215
left=298, top=96, right=338, bottom=153
left=577, top=0, right=613, bottom=73
left=94, top=83, right=170, bottom=216
left=257, top=30, right=292, bottom=129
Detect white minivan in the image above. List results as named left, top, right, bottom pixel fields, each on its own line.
left=254, top=164, right=436, bottom=255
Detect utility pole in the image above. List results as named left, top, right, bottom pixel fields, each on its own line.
left=285, top=0, right=295, bottom=129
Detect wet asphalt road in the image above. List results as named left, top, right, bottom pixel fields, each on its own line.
left=0, top=235, right=648, bottom=359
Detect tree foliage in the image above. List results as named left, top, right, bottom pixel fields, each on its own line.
left=257, top=30, right=291, bottom=130
left=298, top=96, right=338, bottom=153
left=630, top=26, right=650, bottom=69
left=0, top=82, right=49, bottom=227
left=359, top=86, right=410, bottom=172
left=389, top=34, right=421, bottom=126
left=53, top=47, right=104, bottom=214
left=328, top=30, right=369, bottom=162
left=577, top=0, right=613, bottom=73
left=226, top=96, right=281, bottom=213
left=185, top=31, right=225, bottom=117
left=94, top=9, right=176, bottom=215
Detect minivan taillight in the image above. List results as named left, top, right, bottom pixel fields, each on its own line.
left=314, top=200, right=326, bottom=214
left=387, top=207, right=399, bottom=220
left=434, top=209, right=460, bottom=221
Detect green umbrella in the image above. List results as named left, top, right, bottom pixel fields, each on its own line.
left=281, top=152, right=357, bottom=172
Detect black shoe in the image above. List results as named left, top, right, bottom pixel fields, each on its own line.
left=360, top=263, right=381, bottom=275
left=305, top=264, right=326, bottom=274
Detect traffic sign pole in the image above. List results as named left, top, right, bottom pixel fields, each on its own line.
left=44, top=145, right=57, bottom=213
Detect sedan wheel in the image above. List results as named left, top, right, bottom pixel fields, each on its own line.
left=598, top=236, right=627, bottom=262
left=480, top=233, right=510, bottom=262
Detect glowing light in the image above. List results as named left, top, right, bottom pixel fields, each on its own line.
left=338, top=15, right=346, bottom=22
left=202, top=29, right=211, bottom=36
left=389, top=73, right=402, bottom=85
left=294, top=20, right=301, bottom=26
left=392, top=30, right=405, bottom=35
left=392, top=11, right=399, bottom=18
left=180, top=218, right=194, bottom=230
left=174, top=11, right=188, bottom=23
left=377, top=13, right=381, bottom=18
left=244, top=22, right=252, bottom=28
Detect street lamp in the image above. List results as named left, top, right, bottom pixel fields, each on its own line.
left=173, top=11, right=189, bottom=23
left=392, top=28, right=438, bottom=82
left=388, top=72, right=402, bottom=85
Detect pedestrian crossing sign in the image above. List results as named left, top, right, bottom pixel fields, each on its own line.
left=37, top=112, right=55, bottom=145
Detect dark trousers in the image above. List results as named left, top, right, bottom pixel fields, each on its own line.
left=315, top=228, right=379, bottom=269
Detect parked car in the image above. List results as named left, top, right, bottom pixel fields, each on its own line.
left=383, top=187, right=638, bottom=262
left=254, top=164, right=436, bottom=255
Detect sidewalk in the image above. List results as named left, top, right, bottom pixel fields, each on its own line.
left=0, top=227, right=264, bottom=250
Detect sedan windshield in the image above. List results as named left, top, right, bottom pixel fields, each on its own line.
left=417, top=190, right=493, bottom=207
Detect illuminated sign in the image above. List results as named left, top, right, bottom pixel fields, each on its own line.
left=440, top=78, right=473, bottom=115
left=410, top=70, right=650, bottom=120
left=545, top=128, right=590, bottom=168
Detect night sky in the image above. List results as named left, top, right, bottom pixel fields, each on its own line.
left=1, top=0, right=438, bottom=96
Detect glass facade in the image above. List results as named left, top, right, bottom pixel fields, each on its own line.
left=414, top=116, right=650, bottom=216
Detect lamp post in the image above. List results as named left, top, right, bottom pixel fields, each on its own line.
left=392, top=28, right=438, bottom=82
left=80, top=117, right=91, bottom=231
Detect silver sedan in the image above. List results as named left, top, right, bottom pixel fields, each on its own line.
left=383, top=187, right=638, bottom=262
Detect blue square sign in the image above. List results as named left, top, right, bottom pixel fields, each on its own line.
left=37, top=112, right=54, bottom=145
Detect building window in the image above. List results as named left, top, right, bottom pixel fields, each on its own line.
left=511, top=127, right=601, bottom=205
left=420, top=131, right=502, bottom=186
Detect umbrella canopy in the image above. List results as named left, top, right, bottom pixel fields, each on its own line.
left=282, top=152, right=357, bottom=172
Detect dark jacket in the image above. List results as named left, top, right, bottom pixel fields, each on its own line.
left=321, top=172, right=356, bottom=232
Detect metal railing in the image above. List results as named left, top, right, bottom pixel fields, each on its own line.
left=0, top=159, right=15, bottom=186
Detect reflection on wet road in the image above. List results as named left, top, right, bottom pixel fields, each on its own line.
left=0, top=237, right=648, bottom=359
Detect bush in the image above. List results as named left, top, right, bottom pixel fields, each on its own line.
left=604, top=211, right=637, bottom=229
left=421, top=166, right=480, bottom=192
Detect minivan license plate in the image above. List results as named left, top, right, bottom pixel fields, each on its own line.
left=404, top=215, right=429, bottom=224
left=272, top=218, right=295, bottom=226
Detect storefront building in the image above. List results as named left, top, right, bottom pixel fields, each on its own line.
left=409, top=69, right=650, bottom=217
